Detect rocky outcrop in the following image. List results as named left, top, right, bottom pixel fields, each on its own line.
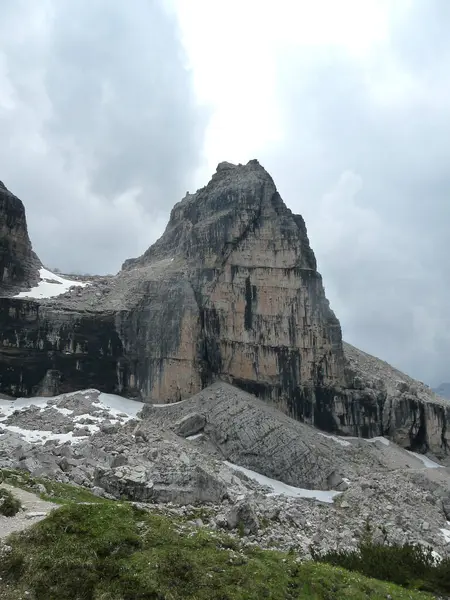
left=140, top=382, right=349, bottom=490
left=0, top=182, right=39, bottom=293
left=338, top=343, right=450, bottom=458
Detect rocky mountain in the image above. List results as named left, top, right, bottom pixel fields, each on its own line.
left=0, top=161, right=449, bottom=459
left=0, top=182, right=40, bottom=292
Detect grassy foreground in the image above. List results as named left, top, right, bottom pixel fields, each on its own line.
left=0, top=492, right=435, bottom=600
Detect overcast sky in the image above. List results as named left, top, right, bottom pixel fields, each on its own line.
left=0, top=0, right=449, bottom=386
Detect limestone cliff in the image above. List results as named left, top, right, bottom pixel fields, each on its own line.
left=124, top=160, right=345, bottom=422
left=0, top=161, right=449, bottom=459
left=339, top=343, right=450, bottom=458
left=0, top=182, right=40, bottom=293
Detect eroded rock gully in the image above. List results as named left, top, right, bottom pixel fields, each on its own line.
left=0, top=161, right=449, bottom=458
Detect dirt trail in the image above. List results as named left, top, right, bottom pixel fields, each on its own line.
left=0, top=483, right=56, bottom=540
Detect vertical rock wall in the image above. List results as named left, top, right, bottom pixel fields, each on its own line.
left=0, top=182, right=39, bottom=292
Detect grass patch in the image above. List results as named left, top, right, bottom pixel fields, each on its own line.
left=182, top=506, right=213, bottom=522
left=0, top=502, right=434, bottom=600
left=0, top=488, right=22, bottom=517
left=312, top=522, right=450, bottom=596
left=0, top=468, right=108, bottom=505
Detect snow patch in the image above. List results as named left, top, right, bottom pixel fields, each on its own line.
left=53, top=407, right=74, bottom=417
left=440, top=527, right=450, bottom=544
left=96, top=393, right=144, bottom=419
left=73, top=413, right=103, bottom=423
left=74, top=423, right=99, bottom=434
left=224, top=461, right=342, bottom=503
left=0, top=389, right=143, bottom=444
left=14, top=267, right=88, bottom=299
left=0, top=397, right=50, bottom=420
left=186, top=433, right=203, bottom=441
left=0, top=425, right=83, bottom=444
left=406, top=451, right=443, bottom=469
left=341, top=436, right=391, bottom=446
left=367, top=436, right=390, bottom=446
left=151, top=398, right=190, bottom=408
left=317, top=432, right=351, bottom=447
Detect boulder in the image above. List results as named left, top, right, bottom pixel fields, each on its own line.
left=225, top=499, right=260, bottom=534
left=174, top=413, right=206, bottom=438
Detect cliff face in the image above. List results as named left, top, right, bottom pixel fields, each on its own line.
left=122, top=160, right=346, bottom=425
left=0, top=182, right=39, bottom=292
left=0, top=161, right=449, bottom=459
left=338, top=343, right=450, bottom=458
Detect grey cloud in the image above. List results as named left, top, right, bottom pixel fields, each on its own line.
left=263, top=5, right=450, bottom=385
left=0, top=0, right=208, bottom=274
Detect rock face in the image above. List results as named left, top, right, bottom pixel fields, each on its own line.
left=340, top=343, right=450, bottom=457
left=0, top=182, right=39, bottom=293
left=0, top=161, right=449, bottom=458
left=140, top=382, right=349, bottom=490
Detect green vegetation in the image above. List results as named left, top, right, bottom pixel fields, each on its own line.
left=0, top=500, right=434, bottom=600
left=0, top=468, right=108, bottom=505
left=0, top=470, right=441, bottom=599
left=0, top=488, right=22, bottom=517
left=312, top=521, right=450, bottom=597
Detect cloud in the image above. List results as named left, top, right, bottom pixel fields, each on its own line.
left=262, top=2, right=450, bottom=385
left=0, top=0, right=208, bottom=274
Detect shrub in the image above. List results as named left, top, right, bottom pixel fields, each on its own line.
left=0, top=501, right=434, bottom=599
left=312, top=523, right=450, bottom=595
left=0, top=489, right=22, bottom=517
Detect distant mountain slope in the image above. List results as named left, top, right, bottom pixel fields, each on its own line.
left=433, top=383, right=450, bottom=399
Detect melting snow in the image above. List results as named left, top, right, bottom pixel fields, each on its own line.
left=440, top=527, right=450, bottom=544
left=0, top=425, right=83, bottom=444
left=0, top=390, right=144, bottom=445
left=96, top=393, right=144, bottom=419
left=317, top=432, right=351, bottom=447
left=14, top=267, right=88, bottom=299
left=54, top=407, right=74, bottom=416
left=406, top=450, right=443, bottom=469
left=367, top=436, right=391, bottom=446
left=224, top=461, right=341, bottom=503
left=151, top=398, right=190, bottom=407
left=74, top=423, right=99, bottom=434
left=186, top=433, right=203, bottom=441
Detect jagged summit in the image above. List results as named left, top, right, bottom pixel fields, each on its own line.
left=123, top=159, right=316, bottom=272
left=0, top=181, right=40, bottom=294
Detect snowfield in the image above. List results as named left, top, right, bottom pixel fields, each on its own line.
left=14, top=267, right=88, bottom=299
left=0, top=390, right=144, bottom=444
left=224, top=461, right=342, bottom=503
